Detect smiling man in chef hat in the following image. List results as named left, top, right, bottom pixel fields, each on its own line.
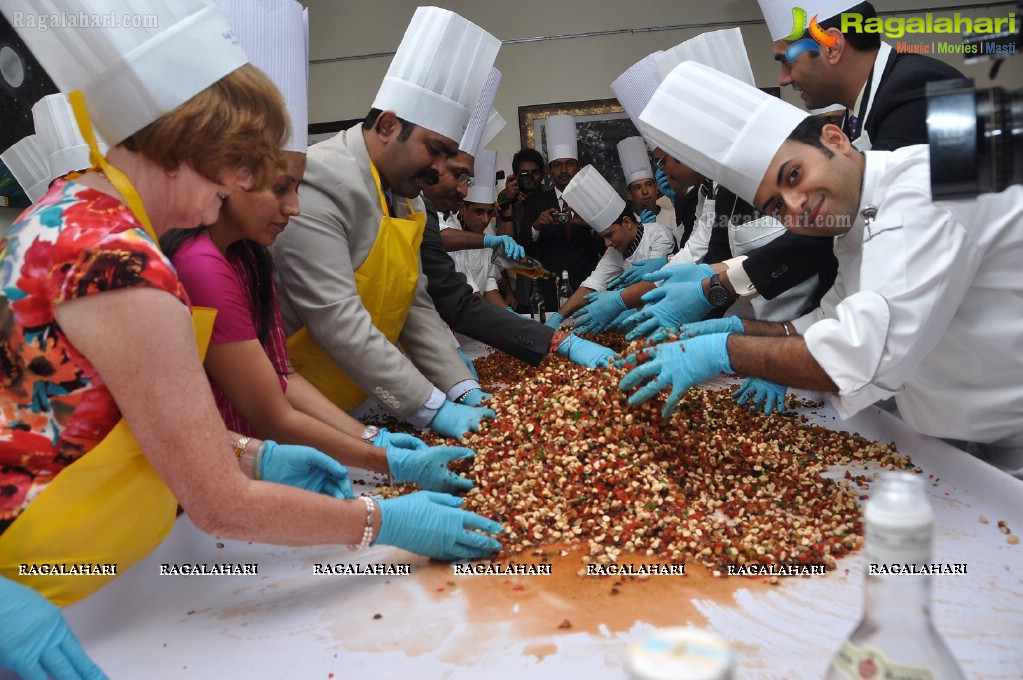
left=271, top=7, right=504, bottom=442
left=619, top=61, right=1023, bottom=479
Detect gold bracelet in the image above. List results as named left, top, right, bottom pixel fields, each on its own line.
left=233, top=436, right=252, bottom=461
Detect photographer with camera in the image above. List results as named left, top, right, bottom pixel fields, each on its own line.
left=518, top=115, right=604, bottom=312
left=496, top=148, right=545, bottom=237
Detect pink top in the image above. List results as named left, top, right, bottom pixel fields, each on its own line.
left=171, top=233, right=289, bottom=435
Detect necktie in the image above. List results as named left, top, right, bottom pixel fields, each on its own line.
left=846, top=113, right=861, bottom=141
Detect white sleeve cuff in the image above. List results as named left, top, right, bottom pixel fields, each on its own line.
left=407, top=387, right=447, bottom=429
left=723, top=256, right=757, bottom=298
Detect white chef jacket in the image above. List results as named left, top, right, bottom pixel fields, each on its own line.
left=581, top=223, right=675, bottom=292
left=440, top=215, right=500, bottom=296
left=669, top=190, right=712, bottom=266
left=792, top=145, right=1023, bottom=447
left=656, top=195, right=676, bottom=232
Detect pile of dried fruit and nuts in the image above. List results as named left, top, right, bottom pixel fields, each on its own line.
left=379, top=335, right=914, bottom=575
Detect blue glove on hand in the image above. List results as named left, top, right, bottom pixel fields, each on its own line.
left=260, top=441, right=355, bottom=499
left=456, top=388, right=492, bottom=407
left=0, top=576, right=108, bottom=680
left=642, top=262, right=715, bottom=287
left=608, top=256, right=669, bottom=290
left=607, top=306, right=639, bottom=332
left=375, top=491, right=503, bottom=560
left=545, top=312, right=565, bottom=329
left=430, top=400, right=496, bottom=440
left=571, top=290, right=626, bottom=335
left=638, top=208, right=657, bottom=224
left=556, top=334, right=618, bottom=368
left=734, top=377, right=789, bottom=414
left=649, top=316, right=746, bottom=344
left=655, top=166, right=677, bottom=202
left=455, top=348, right=479, bottom=381
left=386, top=445, right=475, bottom=493
left=483, top=234, right=525, bottom=261
left=624, top=281, right=714, bottom=341
left=619, top=334, right=734, bottom=418
left=373, top=427, right=427, bottom=452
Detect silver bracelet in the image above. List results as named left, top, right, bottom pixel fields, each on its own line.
left=253, top=441, right=267, bottom=481
left=783, top=322, right=792, bottom=337
left=349, top=496, right=375, bottom=550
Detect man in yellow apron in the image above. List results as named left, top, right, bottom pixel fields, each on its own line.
left=272, top=8, right=503, bottom=440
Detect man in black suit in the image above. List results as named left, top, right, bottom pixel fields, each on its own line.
left=677, top=1, right=963, bottom=313
left=517, top=116, right=604, bottom=312
left=419, top=151, right=615, bottom=368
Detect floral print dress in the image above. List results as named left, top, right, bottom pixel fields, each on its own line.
left=0, top=179, right=189, bottom=534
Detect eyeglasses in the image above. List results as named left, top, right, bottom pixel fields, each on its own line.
left=654, top=155, right=667, bottom=169
left=456, top=173, right=475, bottom=187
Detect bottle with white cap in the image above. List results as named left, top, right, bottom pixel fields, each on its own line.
left=558, top=270, right=572, bottom=308
left=826, top=472, right=965, bottom=679
left=626, top=627, right=735, bottom=680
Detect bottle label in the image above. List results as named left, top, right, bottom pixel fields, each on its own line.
left=832, top=642, right=934, bottom=680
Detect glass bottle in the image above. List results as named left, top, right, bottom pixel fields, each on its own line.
left=491, top=245, right=555, bottom=280
left=826, top=472, right=966, bottom=680
left=528, top=280, right=542, bottom=322
left=558, top=269, right=572, bottom=308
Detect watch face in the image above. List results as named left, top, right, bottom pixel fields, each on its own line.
left=707, top=277, right=731, bottom=308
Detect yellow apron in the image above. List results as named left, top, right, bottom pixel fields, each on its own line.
left=287, top=163, right=426, bottom=410
left=0, top=93, right=217, bottom=606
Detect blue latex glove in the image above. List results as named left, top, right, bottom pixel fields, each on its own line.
left=545, top=312, right=565, bottom=329
left=638, top=208, right=657, bottom=224
left=655, top=166, right=677, bottom=202
left=642, top=262, right=715, bottom=287
left=624, top=281, right=714, bottom=341
left=619, top=334, right=734, bottom=418
left=607, top=306, right=638, bottom=332
left=571, top=290, right=626, bottom=335
left=556, top=334, right=618, bottom=368
left=734, top=377, right=789, bottom=414
left=608, top=256, right=668, bottom=290
left=386, top=445, right=475, bottom=493
left=455, top=347, right=479, bottom=381
left=0, top=576, right=108, bottom=680
left=375, top=491, right=503, bottom=560
left=430, top=400, right=496, bottom=439
left=483, top=234, right=525, bottom=261
left=373, top=427, right=427, bottom=452
left=457, top=388, right=492, bottom=407
left=260, top=441, right=355, bottom=499
left=649, top=316, right=746, bottom=344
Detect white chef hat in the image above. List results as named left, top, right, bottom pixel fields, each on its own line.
left=758, top=0, right=860, bottom=41
left=544, top=114, right=578, bottom=163
left=32, top=94, right=106, bottom=183
left=2, top=0, right=249, bottom=147
left=460, top=68, right=502, bottom=157
left=1, top=135, right=50, bottom=203
left=217, top=0, right=309, bottom=153
left=562, top=165, right=627, bottom=234
left=465, top=149, right=497, bottom=205
left=480, top=109, right=507, bottom=152
left=373, top=7, right=500, bottom=143
left=610, top=52, right=662, bottom=149
left=639, top=61, right=808, bottom=206
left=655, top=28, right=755, bottom=87
left=617, top=136, right=653, bottom=187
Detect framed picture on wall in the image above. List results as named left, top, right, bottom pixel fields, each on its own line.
left=307, top=118, right=363, bottom=146
left=518, top=98, right=641, bottom=198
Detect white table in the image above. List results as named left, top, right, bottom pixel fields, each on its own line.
left=9, top=384, right=1022, bottom=679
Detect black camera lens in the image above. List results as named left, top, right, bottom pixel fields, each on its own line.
left=517, top=170, right=537, bottom=193
left=927, top=78, right=1023, bottom=200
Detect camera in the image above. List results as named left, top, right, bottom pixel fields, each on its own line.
left=926, top=79, right=1022, bottom=200
left=517, top=170, right=539, bottom=193
left=552, top=211, right=571, bottom=223
left=925, top=8, right=1022, bottom=200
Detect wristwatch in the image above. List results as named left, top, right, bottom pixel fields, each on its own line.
left=706, top=274, right=732, bottom=308
left=361, top=425, right=380, bottom=444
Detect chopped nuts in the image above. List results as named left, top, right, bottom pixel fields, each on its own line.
left=378, top=333, right=914, bottom=575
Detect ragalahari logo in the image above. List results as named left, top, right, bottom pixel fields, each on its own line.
left=784, top=7, right=839, bottom=62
